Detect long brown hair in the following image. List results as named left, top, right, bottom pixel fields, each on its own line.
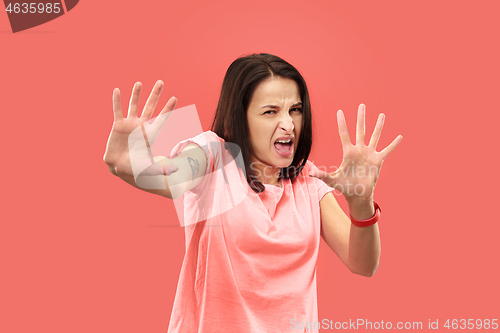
left=211, top=53, right=313, bottom=193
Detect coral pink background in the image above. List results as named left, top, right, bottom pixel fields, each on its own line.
left=1, top=1, right=499, bottom=332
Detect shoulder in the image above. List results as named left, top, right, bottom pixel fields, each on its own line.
left=301, top=160, right=321, bottom=174
left=298, top=160, right=335, bottom=200
left=200, top=130, right=224, bottom=142
left=170, top=131, right=223, bottom=157
left=188, top=130, right=224, bottom=146
left=288, top=160, right=320, bottom=188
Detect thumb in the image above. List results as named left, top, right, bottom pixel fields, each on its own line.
left=163, top=164, right=179, bottom=176
left=155, top=156, right=179, bottom=176
left=308, top=169, right=329, bottom=181
left=309, top=169, right=340, bottom=190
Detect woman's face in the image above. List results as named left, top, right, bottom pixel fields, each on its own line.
left=246, top=76, right=303, bottom=177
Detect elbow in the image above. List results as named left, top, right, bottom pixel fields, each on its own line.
left=349, top=262, right=379, bottom=278
left=361, top=266, right=378, bottom=277
left=106, top=163, right=118, bottom=176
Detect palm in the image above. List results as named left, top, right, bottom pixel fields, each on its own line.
left=310, top=104, right=402, bottom=201
left=104, top=117, right=145, bottom=175
left=103, top=81, right=178, bottom=177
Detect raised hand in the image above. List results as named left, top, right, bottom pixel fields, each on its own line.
left=309, top=104, right=402, bottom=202
left=103, top=80, right=179, bottom=178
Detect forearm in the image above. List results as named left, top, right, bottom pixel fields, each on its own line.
left=112, top=144, right=207, bottom=199
left=347, top=199, right=381, bottom=277
left=114, top=159, right=172, bottom=198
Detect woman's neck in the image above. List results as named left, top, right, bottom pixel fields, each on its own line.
left=249, top=160, right=281, bottom=186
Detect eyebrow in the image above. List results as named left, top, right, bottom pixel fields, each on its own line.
left=261, top=102, right=302, bottom=109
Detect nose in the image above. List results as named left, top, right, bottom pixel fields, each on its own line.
left=279, top=113, right=294, bottom=133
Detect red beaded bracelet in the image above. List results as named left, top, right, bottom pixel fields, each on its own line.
left=350, top=201, right=381, bottom=227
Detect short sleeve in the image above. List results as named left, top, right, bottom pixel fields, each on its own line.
left=169, top=130, right=223, bottom=176
left=305, top=160, right=335, bottom=201
left=167, top=131, right=248, bottom=227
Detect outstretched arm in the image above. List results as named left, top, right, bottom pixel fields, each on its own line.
left=311, top=104, right=403, bottom=277
left=114, top=143, right=207, bottom=199
left=103, top=81, right=207, bottom=199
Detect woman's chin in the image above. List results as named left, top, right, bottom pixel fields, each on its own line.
left=273, top=156, right=295, bottom=168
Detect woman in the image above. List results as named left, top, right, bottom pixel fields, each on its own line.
left=103, top=53, right=402, bottom=332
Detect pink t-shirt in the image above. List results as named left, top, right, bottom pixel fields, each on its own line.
left=167, top=131, right=334, bottom=333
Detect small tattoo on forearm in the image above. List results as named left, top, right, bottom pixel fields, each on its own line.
left=188, top=157, right=200, bottom=180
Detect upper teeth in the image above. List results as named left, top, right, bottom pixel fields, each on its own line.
left=276, top=139, right=291, bottom=143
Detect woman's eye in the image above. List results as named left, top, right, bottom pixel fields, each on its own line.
left=291, top=108, right=303, bottom=113
left=263, top=110, right=276, bottom=115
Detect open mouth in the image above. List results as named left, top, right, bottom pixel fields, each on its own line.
left=274, top=137, right=294, bottom=156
